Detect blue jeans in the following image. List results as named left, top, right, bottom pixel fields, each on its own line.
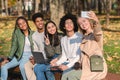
left=1, top=52, right=31, bottom=80
left=34, top=54, right=60, bottom=80
left=34, top=64, right=55, bottom=80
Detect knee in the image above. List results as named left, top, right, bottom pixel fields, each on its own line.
left=19, top=64, right=25, bottom=71
left=61, top=70, right=74, bottom=80
left=24, top=64, right=27, bottom=71
left=34, top=65, right=39, bottom=72
left=61, top=73, right=68, bottom=80
left=1, top=64, right=8, bottom=71
left=24, top=61, right=33, bottom=69
left=24, top=62, right=29, bottom=68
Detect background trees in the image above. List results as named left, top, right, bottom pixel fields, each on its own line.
left=0, top=0, right=120, bottom=26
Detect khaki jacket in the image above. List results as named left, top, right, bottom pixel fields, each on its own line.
left=80, top=23, right=107, bottom=80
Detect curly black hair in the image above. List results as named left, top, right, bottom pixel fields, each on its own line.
left=59, top=13, right=78, bottom=34
left=32, top=12, right=44, bottom=22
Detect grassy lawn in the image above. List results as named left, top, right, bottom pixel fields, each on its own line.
left=103, top=17, right=120, bottom=74
left=0, top=16, right=120, bottom=74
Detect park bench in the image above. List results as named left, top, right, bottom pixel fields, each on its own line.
left=8, top=66, right=120, bottom=80
left=0, top=56, right=62, bottom=80
left=8, top=66, right=22, bottom=80
left=8, top=66, right=62, bottom=80
left=0, top=56, right=119, bottom=80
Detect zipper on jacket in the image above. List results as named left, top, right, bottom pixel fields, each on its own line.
left=18, top=35, right=25, bottom=61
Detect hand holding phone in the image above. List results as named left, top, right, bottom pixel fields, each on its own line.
left=81, top=11, right=89, bottom=18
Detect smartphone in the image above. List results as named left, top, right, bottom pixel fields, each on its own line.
left=81, top=11, right=89, bottom=18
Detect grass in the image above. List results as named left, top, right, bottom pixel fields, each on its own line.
left=0, top=16, right=120, bottom=74
left=102, top=18, right=120, bottom=74
left=104, top=40, right=120, bottom=74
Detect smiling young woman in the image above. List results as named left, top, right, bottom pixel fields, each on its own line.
left=1, top=16, right=34, bottom=80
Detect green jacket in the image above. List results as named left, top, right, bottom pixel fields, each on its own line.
left=9, top=28, right=34, bottom=61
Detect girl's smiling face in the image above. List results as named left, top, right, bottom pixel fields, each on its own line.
left=46, top=22, right=57, bottom=35
left=17, top=19, right=28, bottom=31
left=77, top=18, right=91, bottom=31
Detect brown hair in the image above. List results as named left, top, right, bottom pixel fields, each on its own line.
left=45, top=20, right=60, bottom=47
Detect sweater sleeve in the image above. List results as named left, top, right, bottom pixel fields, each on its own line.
left=66, top=43, right=81, bottom=68
left=93, top=22, right=103, bottom=50
left=93, top=22, right=103, bottom=42
left=56, top=39, right=67, bottom=65
left=66, top=54, right=80, bottom=68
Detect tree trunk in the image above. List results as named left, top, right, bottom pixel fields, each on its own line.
left=17, top=0, right=23, bottom=16
left=1, top=0, right=5, bottom=16
left=101, top=0, right=106, bottom=13
left=42, top=0, right=47, bottom=12
left=35, top=0, right=40, bottom=13
left=5, top=0, right=8, bottom=16
left=98, top=0, right=102, bottom=14
left=1, top=0, right=4, bottom=10
left=76, top=0, right=82, bottom=16
left=63, top=0, right=69, bottom=13
left=82, top=0, right=90, bottom=10
left=91, top=0, right=96, bottom=9
left=22, top=0, right=25, bottom=15
left=105, top=0, right=111, bottom=27
left=50, top=0, right=64, bottom=27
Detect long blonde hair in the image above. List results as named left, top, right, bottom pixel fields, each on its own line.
left=77, top=17, right=94, bottom=34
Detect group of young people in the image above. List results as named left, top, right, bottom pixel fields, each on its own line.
left=1, top=11, right=107, bottom=80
